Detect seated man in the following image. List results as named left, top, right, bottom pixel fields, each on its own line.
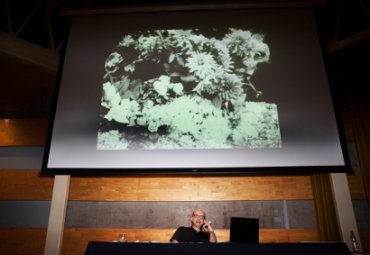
left=170, top=209, right=217, bottom=243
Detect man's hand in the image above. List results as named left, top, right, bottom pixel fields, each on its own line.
left=202, top=220, right=214, bottom=233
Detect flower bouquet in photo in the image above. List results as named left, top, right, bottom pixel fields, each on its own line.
left=97, top=28, right=281, bottom=150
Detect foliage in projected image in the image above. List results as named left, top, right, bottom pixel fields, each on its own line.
left=97, top=28, right=281, bottom=150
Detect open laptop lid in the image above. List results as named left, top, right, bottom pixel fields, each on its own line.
left=229, top=217, right=259, bottom=243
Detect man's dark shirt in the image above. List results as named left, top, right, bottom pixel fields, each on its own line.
left=170, top=226, right=210, bottom=243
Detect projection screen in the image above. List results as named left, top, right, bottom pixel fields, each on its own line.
left=42, top=7, right=350, bottom=174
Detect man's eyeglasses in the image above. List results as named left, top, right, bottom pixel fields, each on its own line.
left=192, top=214, right=205, bottom=219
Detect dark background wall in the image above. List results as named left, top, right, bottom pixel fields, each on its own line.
left=0, top=1, right=370, bottom=254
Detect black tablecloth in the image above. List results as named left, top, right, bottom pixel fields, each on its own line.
left=84, top=241, right=351, bottom=255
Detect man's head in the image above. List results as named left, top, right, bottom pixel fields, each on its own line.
left=191, top=209, right=206, bottom=230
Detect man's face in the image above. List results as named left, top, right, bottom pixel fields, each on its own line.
left=191, top=210, right=206, bottom=229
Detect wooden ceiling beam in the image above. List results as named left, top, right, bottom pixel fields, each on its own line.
left=14, top=0, right=43, bottom=37
left=0, top=31, right=59, bottom=73
left=328, top=28, right=370, bottom=54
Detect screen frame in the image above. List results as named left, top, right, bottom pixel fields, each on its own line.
left=41, top=2, right=353, bottom=176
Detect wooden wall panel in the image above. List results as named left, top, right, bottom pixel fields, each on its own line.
left=0, top=170, right=313, bottom=201
left=1, top=169, right=362, bottom=203
left=311, top=174, right=341, bottom=241
left=259, top=229, right=318, bottom=243
left=69, top=175, right=313, bottom=201
left=359, top=229, right=370, bottom=255
left=0, top=169, right=366, bottom=206
left=347, top=167, right=367, bottom=200
left=0, top=118, right=48, bottom=146
left=340, top=107, right=368, bottom=200
left=347, top=82, right=370, bottom=208
left=0, top=170, right=53, bottom=200
left=0, top=228, right=47, bottom=255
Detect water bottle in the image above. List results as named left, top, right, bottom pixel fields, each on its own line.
left=350, top=231, right=360, bottom=254
left=118, top=233, right=128, bottom=242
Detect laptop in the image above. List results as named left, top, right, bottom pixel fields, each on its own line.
left=229, top=217, right=259, bottom=243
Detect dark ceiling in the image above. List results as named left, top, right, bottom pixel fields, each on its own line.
left=0, top=0, right=369, bottom=118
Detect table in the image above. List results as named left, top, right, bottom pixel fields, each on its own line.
left=84, top=241, right=351, bottom=255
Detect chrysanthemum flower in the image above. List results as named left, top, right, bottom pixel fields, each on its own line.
left=217, top=73, right=244, bottom=103
left=212, top=39, right=234, bottom=72
left=185, top=52, right=219, bottom=80
left=223, top=29, right=252, bottom=57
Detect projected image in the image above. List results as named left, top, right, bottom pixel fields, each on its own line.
left=97, top=28, right=281, bottom=150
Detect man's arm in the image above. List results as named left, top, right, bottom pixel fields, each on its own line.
left=170, top=227, right=181, bottom=243
left=203, top=221, right=217, bottom=243
left=209, top=231, right=217, bottom=243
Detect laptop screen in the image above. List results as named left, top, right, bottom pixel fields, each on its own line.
left=229, top=217, right=259, bottom=243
